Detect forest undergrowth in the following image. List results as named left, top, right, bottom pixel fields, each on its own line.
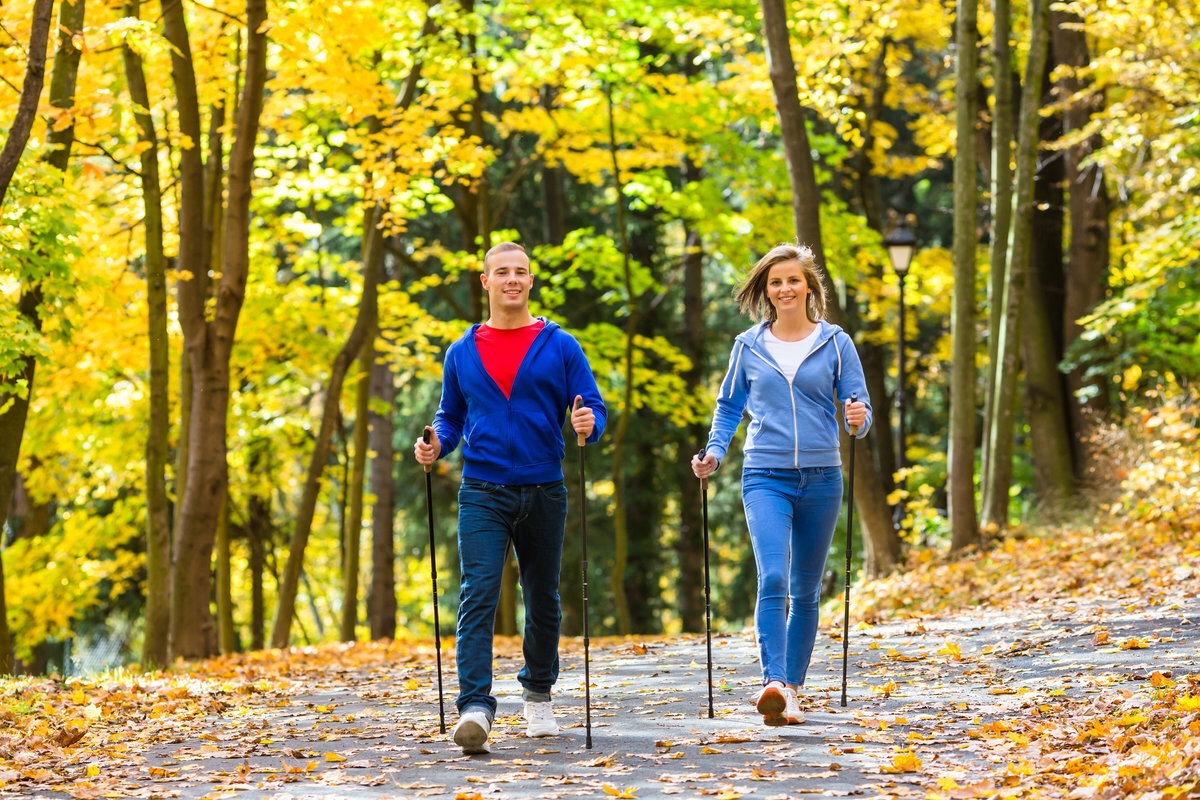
left=853, top=395, right=1200, bottom=799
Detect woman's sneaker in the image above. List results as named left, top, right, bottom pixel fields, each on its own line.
left=452, top=710, right=491, bottom=754
left=783, top=687, right=804, bottom=724
left=755, top=682, right=788, bottom=727
left=523, top=700, right=558, bottom=737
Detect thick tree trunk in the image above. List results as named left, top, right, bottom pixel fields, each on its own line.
left=1052, top=9, right=1111, bottom=481
left=0, top=0, right=54, bottom=205
left=760, top=0, right=899, bottom=574
left=949, top=0, right=981, bottom=550
left=1006, top=0, right=1074, bottom=509
left=981, top=0, right=1016, bottom=530
left=367, top=340, right=396, bottom=640
left=121, top=0, right=171, bottom=670
left=160, top=0, right=211, bottom=660
left=340, top=338, right=373, bottom=642
left=167, top=0, right=268, bottom=660
left=171, top=353, right=228, bottom=656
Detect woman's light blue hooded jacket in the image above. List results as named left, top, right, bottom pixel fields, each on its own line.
left=705, top=320, right=872, bottom=469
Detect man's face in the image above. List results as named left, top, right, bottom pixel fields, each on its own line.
left=481, top=249, right=534, bottom=313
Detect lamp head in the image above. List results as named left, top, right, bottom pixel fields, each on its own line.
left=883, top=222, right=917, bottom=277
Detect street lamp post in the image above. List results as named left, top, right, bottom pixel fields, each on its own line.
left=884, top=220, right=916, bottom=532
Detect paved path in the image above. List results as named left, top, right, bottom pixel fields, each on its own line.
left=50, top=590, right=1197, bottom=799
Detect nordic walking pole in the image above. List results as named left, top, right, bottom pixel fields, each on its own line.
left=698, top=447, right=715, bottom=719
left=423, top=428, right=446, bottom=733
left=840, top=394, right=859, bottom=708
left=573, top=397, right=594, bottom=749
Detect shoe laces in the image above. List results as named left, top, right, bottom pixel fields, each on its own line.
left=526, top=702, right=554, bottom=723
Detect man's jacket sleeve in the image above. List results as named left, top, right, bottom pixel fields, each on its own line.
left=565, top=336, right=607, bottom=444
left=432, top=345, right=466, bottom=456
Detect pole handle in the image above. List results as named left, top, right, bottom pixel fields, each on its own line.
left=423, top=428, right=433, bottom=474
left=698, top=446, right=708, bottom=491
left=573, top=396, right=586, bottom=447
left=847, top=393, right=860, bottom=437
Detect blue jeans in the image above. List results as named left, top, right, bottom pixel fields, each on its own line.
left=455, top=477, right=568, bottom=719
left=742, top=466, right=843, bottom=687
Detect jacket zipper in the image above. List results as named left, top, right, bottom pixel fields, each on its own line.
left=502, top=324, right=553, bottom=475
left=746, top=329, right=835, bottom=470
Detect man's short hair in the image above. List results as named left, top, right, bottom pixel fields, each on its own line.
left=483, top=242, right=527, bottom=273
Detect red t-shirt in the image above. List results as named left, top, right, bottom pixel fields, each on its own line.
left=475, top=320, right=545, bottom=398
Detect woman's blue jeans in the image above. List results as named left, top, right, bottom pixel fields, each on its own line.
left=742, top=466, right=843, bottom=688
left=455, top=477, right=568, bottom=719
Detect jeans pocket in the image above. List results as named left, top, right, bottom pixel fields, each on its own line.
left=538, top=481, right=567, bottom=501
left=462, top=477, right=501, bottom=494
left=813, top=466, right=842, bottom=483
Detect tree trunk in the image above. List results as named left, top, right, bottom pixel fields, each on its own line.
left=675, top=193, right=706, bottom=632
left=167, top=0, right=268, bottom=660
left=216, top=494, right=236, bottom=653
left=949, top=0, right=981, bottom=550
left=121, top=0, right=171, bottom=670
left=159, top=0, right=212, bottom=660
left=624, top=215, right=666, bottom=635
left=356, top=29, right=434, bottom=638
left=0, top=0, right=54, bottom=205
left=627, top=409, right=665, bottom=634
left=247, top=441, right=270, bottom=651
left=854, top=42, right=900, bottom=543
left=540, top=88, right=568, bottom=246
left=759, top=0, right=900, bottom=574
left=367, top=337, right=396, bottom=640
left=270, top=226, right=381, bottom=649
left=605, top=82, right=634, bottom=636
left=981, top=0, right=1016, bottom=530
left=1052, top=8, right=1111, bottom=481
left=1005, top=0, right=1073, bottom=509
left=0, top=0, right=85, bottom=676
left=9, top=474, right=52, bottom=675
left=340, top=337, right=373, bottom=642
left=173, top=345, right=191, bottom=535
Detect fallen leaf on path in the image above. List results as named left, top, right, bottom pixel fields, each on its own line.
left=881, top=750, right=922, bottom=773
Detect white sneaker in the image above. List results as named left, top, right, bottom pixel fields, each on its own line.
left=452, top=710, right=491, bottom=754
left=783, top=687, right=804, bottom=725
left=755, top=681, right=787, bottom=726
left=523, top=700, right=558, bottom=737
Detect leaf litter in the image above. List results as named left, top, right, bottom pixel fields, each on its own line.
left=1, top=405, right=1198, bottom=798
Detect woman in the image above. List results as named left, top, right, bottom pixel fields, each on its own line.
left=692, top=243, right=870, bottom=726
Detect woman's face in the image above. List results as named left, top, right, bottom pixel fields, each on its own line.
left=766, top=259, right=809, bottom=318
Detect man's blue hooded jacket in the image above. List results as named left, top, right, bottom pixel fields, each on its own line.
left=432, top=318, right=607, bottom=485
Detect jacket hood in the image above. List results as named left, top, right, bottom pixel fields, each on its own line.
left=468, top=316, right=561, bottom=336
left=734, top=319, right=844, bottom=349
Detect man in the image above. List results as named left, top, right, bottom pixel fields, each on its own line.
left=414, top=242, right=607, bottom=755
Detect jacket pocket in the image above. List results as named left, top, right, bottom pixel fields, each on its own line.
left=464, top=412, right=507, bottom=465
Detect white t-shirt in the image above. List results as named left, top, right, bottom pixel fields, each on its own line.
left=763, top=325, right=820, bottom=382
